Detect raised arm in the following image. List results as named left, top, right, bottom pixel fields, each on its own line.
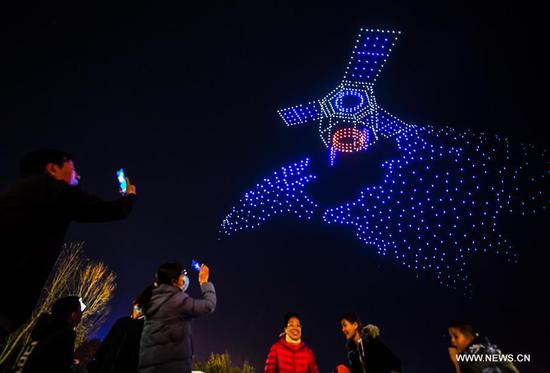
left=178, top=282, right=217, bottom=317
left=178, top=265, right=216, bottom=317
left=62, top=183, right=136, bottom=223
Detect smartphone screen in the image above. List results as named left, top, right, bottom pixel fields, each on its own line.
left=192, top=259, right=201, bottom=272
left=117, top=168, right=127, bottom=193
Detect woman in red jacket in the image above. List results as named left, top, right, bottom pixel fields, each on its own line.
left=264, top=313, right=319, bottom=373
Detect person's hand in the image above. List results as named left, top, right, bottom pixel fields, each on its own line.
left=335, top=364, right=350, bottom=373
left=198, top=264, right=209, bottom=285
left=125, top=177, right=137, bottom=195
left=448, top=346, right=461, bottom=372
left=448, top=346, right=458, bottom=363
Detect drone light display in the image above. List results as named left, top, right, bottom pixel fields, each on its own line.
left=221, top=28, right=548, bottom=292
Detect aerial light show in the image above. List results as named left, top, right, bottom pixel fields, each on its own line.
left=2, top=3, right=548, bottom=371
left=220, top=28, right=548, bottom=293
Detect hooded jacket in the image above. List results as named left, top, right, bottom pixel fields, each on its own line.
left=345, top=328, right=401, bottom=373
left=138, top=282, right=216, bottom=373
left=264, top=338, right=319, bottom=373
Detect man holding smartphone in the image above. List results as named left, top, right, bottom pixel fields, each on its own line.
left=0, top=149, right=137, bottom=338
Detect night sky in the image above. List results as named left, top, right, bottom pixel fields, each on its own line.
left=1, top=1, right=548, bottom=372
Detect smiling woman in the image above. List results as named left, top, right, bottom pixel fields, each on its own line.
left=264, top=313, right=319, bottom=373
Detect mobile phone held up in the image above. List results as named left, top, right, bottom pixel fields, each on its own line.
left=192, top=259, right=201, bottom=272
left=116, top=168, right=127, bottom=194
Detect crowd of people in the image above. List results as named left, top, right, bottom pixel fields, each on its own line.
left=0, top=149, right=521, bottom=373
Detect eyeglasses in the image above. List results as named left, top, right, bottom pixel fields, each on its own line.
left=286, top=324, right=302, bottom=328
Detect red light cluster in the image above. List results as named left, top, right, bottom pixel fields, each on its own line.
left=331, top=127, right=368, bottom=153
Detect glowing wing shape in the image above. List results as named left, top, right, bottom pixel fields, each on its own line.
left=220, top=158, right=319, bottom=236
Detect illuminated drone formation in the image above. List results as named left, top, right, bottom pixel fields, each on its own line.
left=220, top=28, right=548, bottom=292
left=277, top=29, right=408, bottom=165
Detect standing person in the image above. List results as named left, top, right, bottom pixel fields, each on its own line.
left=88, top=289, right=151, bottom=373
left=448, top=321, right=519, bottom=373
left=264, top=312, right=319, bottom=373
left=0, top=149, right=137, bottom=336
left=339, top=313, right=401, bottom=373
left=138, top=262, right=216, bottom=373
left=11, top=296, right=83, bottom=373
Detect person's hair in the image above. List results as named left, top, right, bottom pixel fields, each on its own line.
left=156, top=262, right=183, bottom=286
left=132, top=285, right=154, bottom=310
left=19, top=149, right=73, bottom=177
left=51, top=296, right=81, bottom=324
left=449, top=321, right=476, bottom=338
left=132, top=284, right=157, bottom=313
left=284, top=312, right=302, bottom=328
left=339, top=312, right=363, bottom=329
left=139, top=263, right=184, bottom=312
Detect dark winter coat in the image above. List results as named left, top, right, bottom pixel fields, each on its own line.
left=458, top=336, right=519, bottom=373
left=88, top=316, right=144, bottom=373
left=0, top=175, right=135, bottom=332
left=345, top=335, right=401, bottom=373
left=138, top=282, right=216, bottom=373
left=11, top=313, right=76, bottom=373
left=264, top=338, right=319, bottom=373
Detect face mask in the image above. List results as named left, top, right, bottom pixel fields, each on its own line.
left=181, top=274, right=190, bottom=292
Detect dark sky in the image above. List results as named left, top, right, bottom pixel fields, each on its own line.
left=1, top=1, right=548, bottom=372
